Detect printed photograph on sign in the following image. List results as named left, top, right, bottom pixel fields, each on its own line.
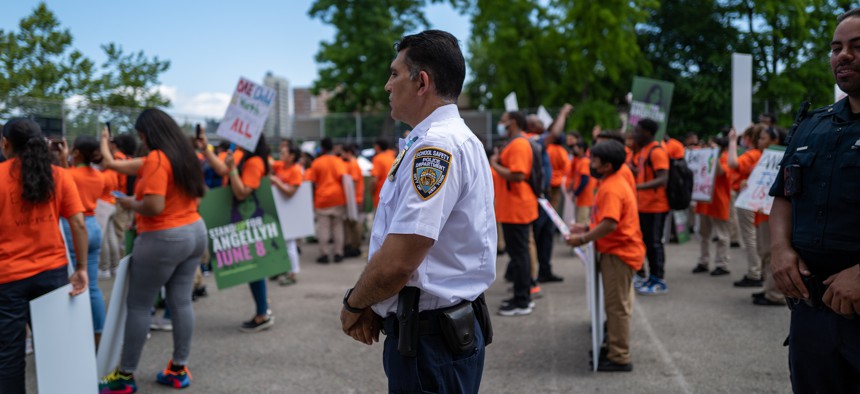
left=629, top=77, right=674, bottom=140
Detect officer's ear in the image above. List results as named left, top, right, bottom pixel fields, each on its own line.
left=416, top=70, right=431, bottom=96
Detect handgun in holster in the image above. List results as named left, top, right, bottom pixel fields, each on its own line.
left=396, top=286, right=420, bottom=357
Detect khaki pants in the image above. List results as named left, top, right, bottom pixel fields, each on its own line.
left=729, top=191, right=740, bottom=244
left=600, top=253, right=635, bottom=365
left=697, top=215, right=730, bottom=269
left=549, top=186, right=563, bottom=213
left=737, top=209, right=761, bottom=280
left=315, top=205, right=346, bottom=258
left=757, top=221, right=783, bottom=302
left=575, top=206, right=592, bottom=226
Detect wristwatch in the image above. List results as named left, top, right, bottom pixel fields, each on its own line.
left=343, top=288, right=364, bottom=313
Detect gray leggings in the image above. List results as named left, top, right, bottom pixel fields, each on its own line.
left=120, top=219, right=207, bottom=372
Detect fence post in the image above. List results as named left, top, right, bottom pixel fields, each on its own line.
left=356, top=112, right=362, bottom=146
left=486, top=110, right=493, bottom=148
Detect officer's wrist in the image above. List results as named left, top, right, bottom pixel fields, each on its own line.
left=343, top=288, right=365, bottom=313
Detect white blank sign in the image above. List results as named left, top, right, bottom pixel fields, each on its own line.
left=732, top=53, right=753, bottom=132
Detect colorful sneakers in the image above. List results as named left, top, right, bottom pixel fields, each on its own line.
left=99, top=369, right=137, bottom=394
left=156, top=360, right=192, bottom=389
left=637, top=276, right=668, bottom=295
left=633, top=275, right=650, bottom=289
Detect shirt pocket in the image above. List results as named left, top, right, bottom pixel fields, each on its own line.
left=839, top=153, right=860, bottom=203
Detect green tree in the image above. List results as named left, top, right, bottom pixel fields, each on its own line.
left=309, top=0, right=429, bottom=114
left=88, top=43, right=171, bottom=109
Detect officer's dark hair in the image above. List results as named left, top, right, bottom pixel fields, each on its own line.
left=135, top=108, right=205, bottom=199
left=590, top=140, right=626, bottom=172
left=374, top=138, right=390, bottom=151
left=394, top=30, right=465, bottom=102
left=112, top=133, right=138, bottom=158
left=837, top=7, right=860, bottom=24
left=637, top=119, right=659, bottom=136
left=507, top=111, right=527, bottom=131
left=596, top=131, right=625, bottom=145
left=73, top=135, right=100, bottom=165
left=321, top=137, right=334, bottom=153
left=2, top=118, right=55, bottom=204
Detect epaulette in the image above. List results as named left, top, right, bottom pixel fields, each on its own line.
left=808, top=104, right=834, bottom=118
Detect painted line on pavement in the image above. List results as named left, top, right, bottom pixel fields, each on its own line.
left=634, top=298, right=693, bottom=394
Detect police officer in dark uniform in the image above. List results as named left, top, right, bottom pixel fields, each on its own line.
left=770, top=8, right=860, bottom=392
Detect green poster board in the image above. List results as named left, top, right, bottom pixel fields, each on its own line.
left=630, top=77, right=675, bottom=140
left=198, top=178, right=291, bottom=290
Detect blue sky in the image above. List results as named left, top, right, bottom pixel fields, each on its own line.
left=0, top=1, right=471, bottom=117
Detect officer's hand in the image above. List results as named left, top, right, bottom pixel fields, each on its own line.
left=823, top=265, right=860, bottom=317
left=771, top=245, right=810, bottom=299
left=347, top=309, right=381, bottom=346
left=340, top=306, right=362, bottom=336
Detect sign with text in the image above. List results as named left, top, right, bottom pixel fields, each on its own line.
left=538, top=197, right=570, bottom=238
left=629, top=77, right=674, bottom=140
left=199, top=178, right=291, bottom=289
left=732, top=53, right=753, bottom=133
left=273, top=181, right=315, bottom=240
left=734, top=147, right=785, bottom=215
left=685, top=148, right=719, bottom=202
left=216, top=77, right=276, bottom=152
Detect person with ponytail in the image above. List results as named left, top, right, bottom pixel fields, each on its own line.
left=60, top=136, right=111, bottom=347
left=0, top=119, right=88, bottom=394
left=97, top=108, right=207, bottom=393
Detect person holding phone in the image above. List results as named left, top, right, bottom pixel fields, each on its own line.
left=97, top=109, right=207, bottom=392
left=0, top=119, right=88, bottom=393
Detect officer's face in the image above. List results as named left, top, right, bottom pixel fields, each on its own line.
left=831, top=17, right=860, bottom=95
left=385, top=50, right=421, bottom=126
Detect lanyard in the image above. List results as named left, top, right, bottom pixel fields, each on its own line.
left=388, top=136, right=419, bottom=182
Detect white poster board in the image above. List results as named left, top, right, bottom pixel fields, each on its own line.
left=537, top=106, right=554, bottom=129
left=31, top=285, right=98, bottom=393
left=538, top=197, right=570, bottom=238
left=273, top=181, right=315, bottom=239
left=216, top=77, right=276, bottom=152
left=504, top=92, right=519, bottom=112
left=732, top=53, right=753, bottom=133
left=685, top=148, right=719, bottom=202
left=574, top=242, right=604, bottom=372
left=97, top=255, right=130, bottom=377
left=560, top=178, right=576, bottom=226
left=343, top=175, right=358, bottom=221
left=734, top=147, right=784, bottom=215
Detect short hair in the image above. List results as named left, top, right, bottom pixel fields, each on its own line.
left=321, top=137, right=334, bottom=152
left=394, top=30, right=465, bottom=102
left=575, top=141, right=589, bottom=151
left=637, top=119, right=659, bottom=136
left=596, top=131, right=624, bottom=145
left=112, top=133, right=138, bottom=157
left=837, top=7, right=860, bottom=24
left=590, top=140, right=626, bottom=172
left=507, top=111, right=527, bottom=131
left=374, top=138, right=390, bottom=151
left=761, top=112, right=777, bottom=124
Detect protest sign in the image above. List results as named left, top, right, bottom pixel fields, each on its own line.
left=273, top=181, right=315, bottom=240
left=31, top=285, right=97, bottom=393
left=573, top=242, right=604, bottom=372
left=685, top=148, right=719, bottom=202
left=537, top=106, right=554, bottom=129
left=216, top=77, right=276, bottom=152
left=199, top=177, right=291, bottom=289
left=538, top=198, right=570, bottom=238
left=732, top=53, right=753, bottom=133
left=97, top=256, right=130, bottom=377
left=734, top=146, right=785, bottom=215
left=343, top=175, right=359, bottom=221
left=629, top=77, right=674, bottom=140
left=504, top=92, right=519, bottom=112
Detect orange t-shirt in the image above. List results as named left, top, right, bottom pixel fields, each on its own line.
left=495, top=137, right=538, bottom=224
left=134, top=150, right=202, bottom=233
left=695, top=152, right=731, bottom=221
left=307, top=154, right=347, bottom=209
left=663, top=138, right=686, bottom=160
left=219, top=149, right=245, bottom=186
left=275, top=163, right=303, bottom=187
left=635, top=141, right=670, bottom=213
left=491, top=167, right=505, bottom=205
left=569, top=156, right=596, bottom=207
left=236, top=156, right=266, bottom=190
left=754, top=212, right=768, bottom=226
left=113, top=151, right=129, bottom=194
left=0, top=160, right=84, bottom=284
left=99, top=168, right=120, bottom=204
left=371, top=150, right=396, bottom=207
left=592, top=170, right=646, bottom=270
left=345, top=158, right=364, bottom=205
left=546, top=144, right=570, bottom=188
left=733, top=149, right=762, bottom=191
left=67, top=166, right=110, bottom=216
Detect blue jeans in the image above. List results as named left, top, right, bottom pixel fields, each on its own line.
left=62, top=216, right=106, bottom=333
left=0, top=266, right=69, bottom=394
left=249, top=280, right=268, bottom=316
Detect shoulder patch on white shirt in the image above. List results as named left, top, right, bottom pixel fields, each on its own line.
left=412, top=147, right=451, bottom=200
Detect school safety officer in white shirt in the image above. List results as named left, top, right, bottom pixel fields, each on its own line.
left=339, top=30, right=496, bottom=393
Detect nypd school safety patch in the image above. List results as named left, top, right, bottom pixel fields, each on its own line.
left=412, top=147, right=452, bottom=200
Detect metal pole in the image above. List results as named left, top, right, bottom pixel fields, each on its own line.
left=486, top=110, right=493, bottom=148
left=356, top=112, right=362, bottom=146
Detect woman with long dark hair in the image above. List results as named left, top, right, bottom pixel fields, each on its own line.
left=0, top=119, right=88, bottom=393
left=97, top=108, right=207, bottom=392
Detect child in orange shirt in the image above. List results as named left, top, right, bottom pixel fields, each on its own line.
left=567, top=140, right=645, bottom=372
left=692, top=138, right=732, bottom=276
left=272, top=145, right=304, bottom=286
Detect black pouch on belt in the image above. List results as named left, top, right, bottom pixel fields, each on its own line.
left=397, top=286, right=420, bottom=357
left=439, top=302, right=477, bottom=355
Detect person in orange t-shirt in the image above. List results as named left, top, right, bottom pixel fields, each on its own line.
left=490, top=111, right=537, bottom=315
left=370, top=139, right=396, bottom=208
left=568, top=141, right=596, bottom=224
left=567, top=140, right=644, bottom=371
left=271, top=145, right=304, bottom=286
left=341, top=144, right=366, bottom=258
left=662, top=136, right=686, bottom=160
left=546, top=138, right=569, bottom=212
left=595, top=131, right=636, bottom=193
left=61, top=136, right=111, bottom=339
left=692, top=144, right=732, bottom=276
left=728, top=124, right=766, bottom=288
left=97, top=109, right=207, bottom=391
left=307, top=137, right=348, bottom=263
left=631, top=119, right=670, bottom=295
left=0, top=119, right=89, bottom=393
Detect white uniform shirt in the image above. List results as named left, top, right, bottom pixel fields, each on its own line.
left=369, top=104, right=497, bottom=316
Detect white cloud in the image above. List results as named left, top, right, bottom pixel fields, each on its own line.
left=157, top=85, right=230, bottom=119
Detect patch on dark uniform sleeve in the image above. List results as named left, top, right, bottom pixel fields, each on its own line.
left=412, top=147, right=452, bottom=200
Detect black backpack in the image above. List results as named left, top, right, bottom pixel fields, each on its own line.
left=645, top=146, right=693, bottom=210
left=525, top=138, right=545, bottom=198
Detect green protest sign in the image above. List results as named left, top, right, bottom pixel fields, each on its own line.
left=199, top=178, right=291, bottom=290
left=630, top=77, right=674, bottom=140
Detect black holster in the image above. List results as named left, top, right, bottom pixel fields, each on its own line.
left=396, top=286, right=420, bottom=357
